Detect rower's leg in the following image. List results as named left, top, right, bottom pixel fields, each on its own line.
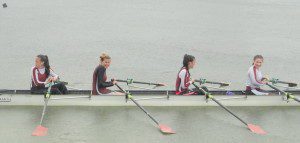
left=192, top=86, right=209, bottom=95
left=245, top=90, right=254, bottom=95
left=30, top=87, right=47, bottom=95
left=51, top=83, right=68, bottom=94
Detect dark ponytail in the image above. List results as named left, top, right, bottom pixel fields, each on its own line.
left=182, top=54, right=195, bottom=69
left=37, top=55, right=50, bottom=76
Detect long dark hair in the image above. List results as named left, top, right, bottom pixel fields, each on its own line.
left=37, top=55, right=50, bottom=76
left=182, top=54, right=195, bottom=69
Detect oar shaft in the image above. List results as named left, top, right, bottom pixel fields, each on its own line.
left=195, top=80, right=229, bottom=86
left=116, top=79, right=162, bottom=86
left=115, top=84, right=126, bottom=93
left=39, top=98, right=49, bottom=125
left=277, top=81, right=297, bottom=87
left=266, top=83, right=300, bottom=103
left=206, top=81, right=225, bottom=85
left=192, top=83, right=248, bottom=126
left=277, top=81, right=290, bottom=84
left=129, top=98, right=159, bottom=125
left=210, top=97, right=247, bottom=126
left=266, top=83, right=286, bottom=94
left=115, top=83, right=159, bottom=125
left=294, top=98, right=300, bottom=102
left=39, top=83, right=53, bottom=125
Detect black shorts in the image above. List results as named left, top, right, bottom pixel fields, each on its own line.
left=31, top=83, right=68, bottom=95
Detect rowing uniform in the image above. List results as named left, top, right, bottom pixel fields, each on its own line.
left=31, top=66, right=68, bottom=94
left=245, top=66, right=268, bottom=95
left=92, top=65, right=114, bottom=95
left=175, top=67, right=207, bottom=95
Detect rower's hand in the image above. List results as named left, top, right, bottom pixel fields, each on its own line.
left=261, top=78, right=268, bottom=84
left=111, top=78, right=117, bottom=85
left=190, top=79, right=195, bottom=84
left=52, top=76, right=58, bottom=82
left=262, top=75, right=270, bottom=82
left=49, top=77, right=57, bottom=82
left=46, top=78, right=52, bottom=83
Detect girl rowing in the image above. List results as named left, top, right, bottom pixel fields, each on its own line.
left=31, top=55, right=68, bottom=94
left=175, top=54, right=208, bottom=95
left=245, top=55, right=269, bottom=95
left=92, top=53, right=123, bottom=95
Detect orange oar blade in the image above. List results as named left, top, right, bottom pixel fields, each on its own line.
left=247, top=124, right=267, bottom=135
left=32, top=125, right=48, bottom=136
left=158, top=124, right=175, bottom=134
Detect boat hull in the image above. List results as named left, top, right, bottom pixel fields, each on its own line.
left=0, top=94, right=299, bottom=106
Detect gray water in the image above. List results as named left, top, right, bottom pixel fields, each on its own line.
left=0, top=0, right=299, bottom=90
left=0, top=106, right=299, bottom=143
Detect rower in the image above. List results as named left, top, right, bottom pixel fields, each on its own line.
left=245, top=55, right=269, bottom=95
left=92, top=53, right=123, bottom=95
left=31, top=55, right=68, bottom=94
left=175, top=54, right=208, bottom=95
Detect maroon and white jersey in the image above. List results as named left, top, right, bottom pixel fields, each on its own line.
left=31, top=66, right=58, bottom=88
left=175, top=67, right=191, bottom=95
left=246, top=65, right=264, bottom=90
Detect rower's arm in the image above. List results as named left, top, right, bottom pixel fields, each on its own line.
left=49, top=69, right=59, bottom=80
left=97, top=67, right=114, bottom=88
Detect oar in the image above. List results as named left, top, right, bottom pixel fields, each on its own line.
left=32, top=83, right=53, bottom=136
left=192, top=83, right=266, bottom=135
left=270, top=78, right=297, bottom=87
left=266, top=83, right=300, bottom=102
left=277, top=81, right=297, bottom=87
left=115, top=83, right=175, bottom=134
left=195, top=79, right=233, bottom=95
left=116, top=79, right=165, bottom=86
left=195, top=79, right=230, bottom=87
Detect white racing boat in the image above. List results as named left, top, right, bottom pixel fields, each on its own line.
left=1, top=89, right=299, bottom=106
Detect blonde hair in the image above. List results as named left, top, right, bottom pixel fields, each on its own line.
left=100, top=53, right=111, bottom=62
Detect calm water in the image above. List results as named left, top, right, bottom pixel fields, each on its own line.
left=0, top=106, right=299, bottom=143
left=0, top=0, right=299, bottom=90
